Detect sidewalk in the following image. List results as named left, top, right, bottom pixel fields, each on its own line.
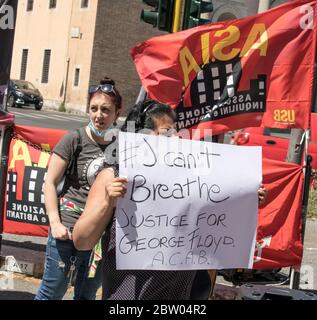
left=0, top=273, right=102, bottom=300
left=1, top=219, right=316, bottom=299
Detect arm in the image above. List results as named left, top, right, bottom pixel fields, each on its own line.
left=73, top=168, right=127, bottom=251
left=44, top=153, right=71, bottom=240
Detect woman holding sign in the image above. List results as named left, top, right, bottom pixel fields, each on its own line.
left=73, top=100, right=200, bottom=299
left=73, top=100, right=267, bottom=300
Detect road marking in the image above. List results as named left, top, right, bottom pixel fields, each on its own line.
left=11, top=111, right=87, bottom=122
left=12, top=111, right=43, bottom=119
left=25, top=113, right=65, bottom=121
left=305, top=248, right=317, bottom=251
left=45, top=113, right=87, bottom=122
left=48, top=113, right=89, bottom=120
left=28, top=112, right=87, bottom=122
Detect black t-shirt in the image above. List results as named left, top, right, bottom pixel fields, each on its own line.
left=53, top=127, right=117, bottom=228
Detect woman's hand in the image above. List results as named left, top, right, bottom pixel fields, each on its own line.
left=106, top=176, right=128, bottom=199
left=258, top=184, right=268, bottom=207
left=50, top=222, right=72, bottom=240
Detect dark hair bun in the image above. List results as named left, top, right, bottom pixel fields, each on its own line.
left=100, top=77, right=115, bottom=86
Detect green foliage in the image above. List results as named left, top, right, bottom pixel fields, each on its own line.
left=58, top=102, right=66, bottom=113
left=308, top=188, right=317, bottom=219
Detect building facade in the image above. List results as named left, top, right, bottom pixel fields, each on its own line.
left=10, top=0, right=162, bottom=114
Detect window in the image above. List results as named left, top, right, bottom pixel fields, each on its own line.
left=20, top=49, right=29, bottom=80
left=74, top=68, right=80, bottom=87
left=81, top=0, right=89, bottom=8
left=49, top=0, right=57, bottom=9
left=26, top=0, right=34, bottom=12
left=41, top=50, right=51, bottom=84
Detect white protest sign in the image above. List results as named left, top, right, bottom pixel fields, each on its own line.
left=116, top=132, right=262, bottom=270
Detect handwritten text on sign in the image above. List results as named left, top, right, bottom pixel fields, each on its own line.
left=116, top=132, right=261, bottom=270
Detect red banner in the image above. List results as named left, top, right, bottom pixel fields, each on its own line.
left=254, top=158, right=304, bottom=268
left=2, top=126, right=304, bottom=267
left=131, top=0, right=317, bottom=137
left=3, top=125, right=66, bottom=237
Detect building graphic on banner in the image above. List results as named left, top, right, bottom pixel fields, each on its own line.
left=6, top=167, right=48, bottom=225
left=175, top=56, right=267, bottom=130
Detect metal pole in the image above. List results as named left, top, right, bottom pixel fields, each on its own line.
left=62, top=58, right=70, bottom=106
left=290, top=2, right=317, bottom=287
left=0, top=125, right=13, bottom=255
left=288, top=0, right=317, bottom=287
left=290, top=150, right=312, bottom=289
left=257, top=0, right=270, bottom=13
left=0, top=125, right=5, bottom=253
left=0, top=126, right=5, bottom=161
left=0, top=237, right=1, bottom=260
left=172, top=0, right=183, bottom=33
left=301, top=153, right=312, bottom=244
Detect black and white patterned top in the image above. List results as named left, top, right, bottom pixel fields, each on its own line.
left=101, top=164, right=196, bottom=300
left=101, top=214, right=197, bottom=300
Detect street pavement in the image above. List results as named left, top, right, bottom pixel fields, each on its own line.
left=7, top=106, right=89, bottom=130
left=0, top=273, right=102, bottom=300
left=7, top=106, right=125, bottom=130
left=212, top=218, right=317, bottom=299
left=0, top=219, right=316, bottom=300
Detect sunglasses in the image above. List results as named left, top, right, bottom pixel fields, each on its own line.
left=88, top=84, right=116, bottom=95
left=142, top=101, right=155, bottom=115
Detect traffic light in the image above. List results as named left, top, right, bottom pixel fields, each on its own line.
left=140, top=0, right=175, bottom=33
left=183, top=0, right=214, bottom=30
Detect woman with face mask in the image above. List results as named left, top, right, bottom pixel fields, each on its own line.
left=74, top=100, right=198, bottom=300
left=35, top=77, right=122, bottom=300
left=73, top=99, right=267, bottom=300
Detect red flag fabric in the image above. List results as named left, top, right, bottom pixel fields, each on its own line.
left=3, top=125, right=66, bottom=237
left=2, top=126, right=304, bottom=267
left=131, top=0, right=317, bottom=137
left=254, top=158, right=304, bottom=268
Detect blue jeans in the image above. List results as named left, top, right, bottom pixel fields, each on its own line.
left=35, top=233, right=102, bottom=300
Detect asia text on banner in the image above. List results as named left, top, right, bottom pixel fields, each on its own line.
left=131, top=0, right=317, bottom=136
